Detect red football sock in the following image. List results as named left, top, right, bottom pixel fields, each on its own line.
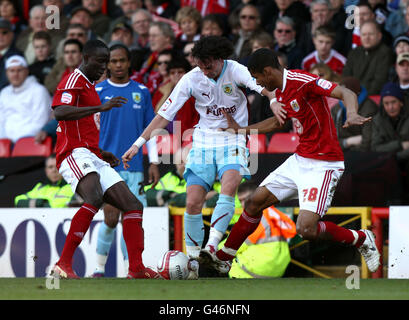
left=317, top=221, right=366, bottom=247
left=216, top=210, right=261, bottom=261
left=122, top=210, right=145, bottom=273
left=58, top=203, right=98, bottom=266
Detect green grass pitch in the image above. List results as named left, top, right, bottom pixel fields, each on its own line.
left=1, top=278, right=409, bottom=300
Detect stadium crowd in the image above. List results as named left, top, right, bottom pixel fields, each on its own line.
left=2, top=0, right=409, bottom=206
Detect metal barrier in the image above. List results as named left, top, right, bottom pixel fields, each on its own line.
left=169, top=206, right=374, bottom=278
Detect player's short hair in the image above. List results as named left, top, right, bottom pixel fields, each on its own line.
left=82, top=39, right=108, bottom=57
left=63, top=38, right=83, bottom=52
left=109, top=43, right=131, bottom=60
left=247, top=48, right=282, bottom=74
left=191, top=36, right=233, bottom=61
left=237, top=181, right=258, bottom=195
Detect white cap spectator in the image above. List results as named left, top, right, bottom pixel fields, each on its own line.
left=5, top=55, right=28, bottom=69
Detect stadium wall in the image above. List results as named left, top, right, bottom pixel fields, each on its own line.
left=0, top=208, right=169, bottom=278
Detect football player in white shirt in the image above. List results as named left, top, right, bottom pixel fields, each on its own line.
left=122, top=36, right=274, bottom=279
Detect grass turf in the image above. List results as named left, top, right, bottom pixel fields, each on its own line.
left=1, top=278, right=409, bottom=300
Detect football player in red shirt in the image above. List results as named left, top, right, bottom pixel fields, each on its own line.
left=201, top=48, right=381, bottom=275
left=50, top=40, right=159, bottom=279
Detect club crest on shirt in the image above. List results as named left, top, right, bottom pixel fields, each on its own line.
left=222, top=83, right=233, bottom=95
left=317, top=78, right=332, bottom=90
left=132, top=92, right=141, bottom=103
left=290, top=99, right=300, bottom=112
left=61, top=92, right=72, bottom=104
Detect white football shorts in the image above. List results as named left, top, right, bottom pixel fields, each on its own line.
left=260, top=154, right=344, bottom=217
left=59, top=147, right=123, bottom=194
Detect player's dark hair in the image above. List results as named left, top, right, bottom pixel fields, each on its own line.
left=63, top=38, right=83, bottom=52
left=82, top=39, right=108, bottom=57
left=191, top=36, right=233, bottom=61
left=247, top=48, right=282, bottom=74
left=237, top=181, right=258, bottom=195
left=109, top=43, right=131, bottom=60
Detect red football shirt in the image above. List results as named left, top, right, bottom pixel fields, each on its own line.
left=275, top=69, right=344, bottom=161
left=51, top=69, right=102, bottom=168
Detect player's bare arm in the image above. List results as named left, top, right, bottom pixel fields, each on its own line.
left=53, top=96, right=128, bottom=121
left=330, top=86, right=372, bottom=128
left=121, top=114, right=170, bottom=169
left=221, top=109, right=284, bottom=134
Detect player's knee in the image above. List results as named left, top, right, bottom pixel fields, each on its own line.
left=186, top=198, right=203, bottom=214
left=104, top=206, right=121, bottom=228
left=128, top=196, right=144, bottom=212
left=296, top=223, right=318, bottom=240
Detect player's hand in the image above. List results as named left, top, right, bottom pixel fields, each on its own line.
left=122, top=145, right=139, bottom=170
left=100, top=96, right=128, bottom=111
left=343, top=113, right=372, bottom=128
left=270, top=101, right=287, bottom=125
left=220, top=109, right=243, bottom=133
left=148, top=163, right=160, bottom=188
left=101, top=150, right=120, bottom=167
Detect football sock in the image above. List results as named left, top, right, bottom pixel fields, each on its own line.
left=58, top=203, right=98, bottom=266
left=184, top=212, right=204, bottom=258
left=207, top=194, right=235, bottom=248
left=216, top=210, right=261, bottom=261
left=317, top=221, right=366, bottom=247
left=122, top=210, right=144, bottom=273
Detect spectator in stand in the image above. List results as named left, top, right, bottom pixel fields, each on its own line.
left=29, top=31, right=56, bottom=84
left=16, top=5, right=63, bottom=65
left=183, top=41, right=196, bottom=67
left=55, top=23, right=89, bottom=59
left=0, top=0, right=26, bottom=37
left=108, top=0, right=143, bottom=34
left=0, top=55, right=51, bottom=144
left=343, top=0, right=392, bottom=53
left=131, top=21, right=174, bottom=94
left=14, top=154, right=75, bottom=208
left=232, top=4, right=263, bottom=61
left=262, top=0, right=310, bottom=37
left=131, top=8, right=153, bottom=58
left=153, top=49, right=173, bottom=98
left=367, top=0, right=389, bottom=27
left=331, top=76, right=378, bottom=151
left=109, top=22, right=134, bottom=47
left=240, top=31, right=274, bottom=66
left=0, top=18, right=23, bottom=90
left=175, top=6, right=201, bottom=51
left=343, top=20, right=394, bottom=95
left=201, top=13, right=227, bottom=37
left=394, top=53, right=409, bottom=101
left=69, top=6, right=100, bottom=42
left=385, top=0, right=409, bottom=38
left=81, top=0, right=111, bottom=38
left=298, top=0, right=335, bottom=56
left=44, top=38, right=83, bottom=95
left=371, top=82, right=409, bottom=199
left=302, top=26, right=346, bottom=75
left=273, top=16, right=304, bottom=69
left=151, top=56, right=197, bottom=137
left=180, top=0, right=229, bottom=17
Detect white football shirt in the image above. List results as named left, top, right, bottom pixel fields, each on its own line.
left=157, top=60, right=264, bottom=147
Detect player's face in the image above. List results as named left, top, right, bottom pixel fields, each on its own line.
left=251, top=68, right=275, bottom=91
left=86, top=47, right=110, bottom=81
left=195, top=58, right=224, bottom=80
left=108, top=48, right=130, bottom=81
